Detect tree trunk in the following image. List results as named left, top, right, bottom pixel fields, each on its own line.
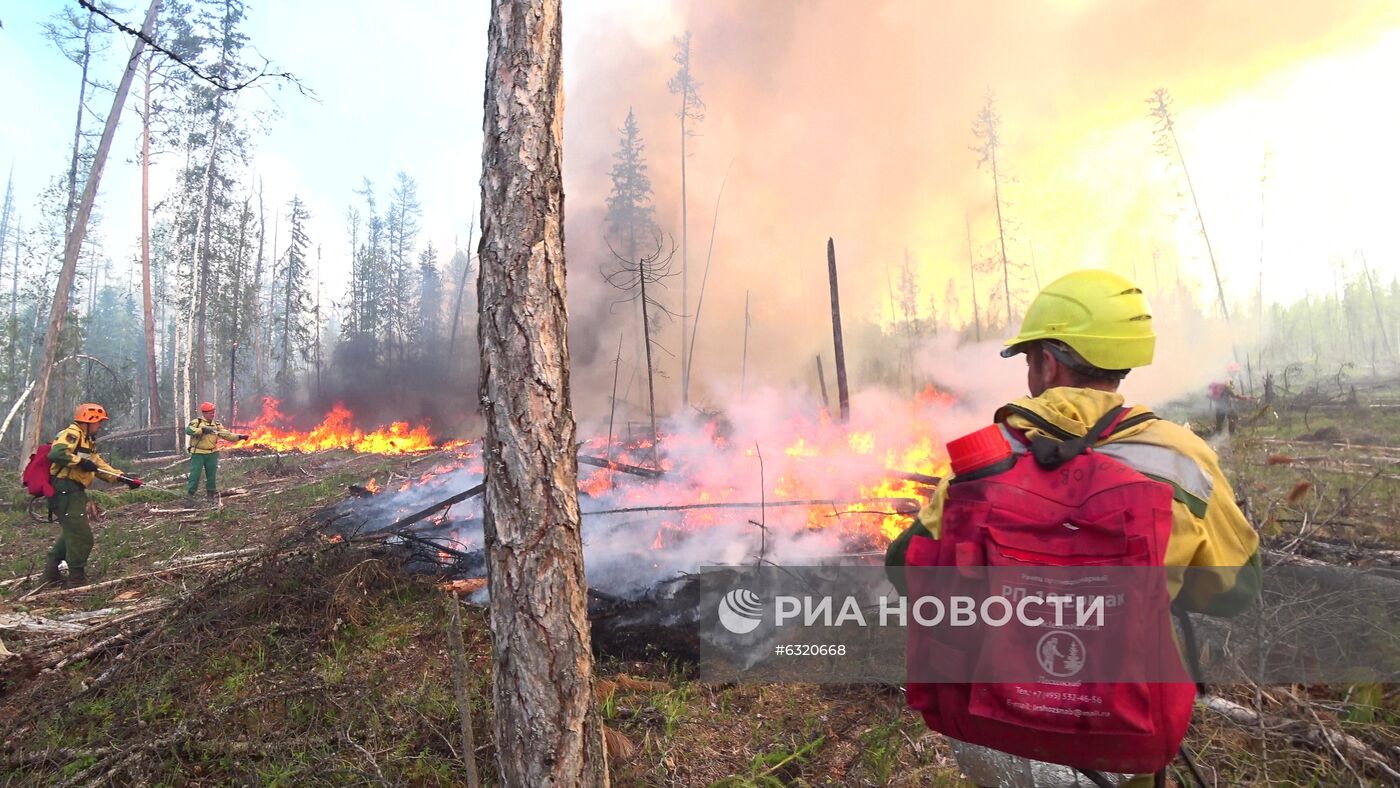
left=827, top=238, right=850, bottom=423
left=448, top=218, right=475, bottom=354
left=964, top=215, right=981, bottom=342
left=23, top=0, right=161, bottom=464
left=252, top=180, right=266, bottom=398
left=141, top=49, right=161, bottom=427
left=990, top=146, right=1012, bottom=329
left=1169, top=125, right=1230, bottom=323
left=183, top=114, right=221, bottom=421
left=64, top=10, right=96, bottom=238
left=477, top=1, right=607, bottom=784
left=679, top=113, right=689, bottom=409
left=639, top=257, right=659, bottom=470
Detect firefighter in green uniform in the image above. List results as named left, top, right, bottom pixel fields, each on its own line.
left=44, top=403, right=142, bottom=587
left=186, top=401, right=248, bottom=499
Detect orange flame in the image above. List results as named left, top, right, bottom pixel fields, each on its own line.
left=241, top=397, right=462, bottom=455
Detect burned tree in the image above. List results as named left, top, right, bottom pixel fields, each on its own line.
left=604, top=231, right=679, bottom=469
left=477, top=0, right=607, bottom=784
left=971, top=89, right=1017, bottom=329
left=1148, top=87, right=1230, bottom=323
left=669, top=30, right=704, bottom=408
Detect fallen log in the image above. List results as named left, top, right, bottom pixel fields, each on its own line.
left=582, top=497, right=922, bottom=517
left=381, top=482, right=486, bottom=531
left=577, top=454, right=665, bottom=479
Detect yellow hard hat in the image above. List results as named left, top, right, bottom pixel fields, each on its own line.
left=1001, top=269, right=1156, bottom=370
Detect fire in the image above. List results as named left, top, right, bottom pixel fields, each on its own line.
left=574, top=386, right=954, bottom=550
left=241, top=397, right=465, bottom=455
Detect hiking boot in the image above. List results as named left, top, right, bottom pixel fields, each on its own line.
left=42, top=556, right=62, bottom=585
left=205, top=490, right=219, bottom=501
left=65, top=566, right=87, bottom=589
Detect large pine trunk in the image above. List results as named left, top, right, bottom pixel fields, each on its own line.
left=477, top=1, right=607, bottom=785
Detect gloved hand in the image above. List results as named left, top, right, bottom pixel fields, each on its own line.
left=77, top=458, right=99, bottom=472
left=237, top=434, right=249, bottom=441
left=124, top=477, right=143, bottom=489
left=201, top=426, right=216, bottom=435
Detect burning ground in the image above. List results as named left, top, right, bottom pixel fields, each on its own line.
left=0, top=378, right=1397, bottom=784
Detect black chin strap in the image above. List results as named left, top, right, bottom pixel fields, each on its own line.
left=1027, top=406, right=1125, bottom=469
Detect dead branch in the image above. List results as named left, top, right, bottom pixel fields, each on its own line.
left=446, top=592, right=481, bottom=787
left=1202, top=694, right=1400, bottom=781
left=577, top=454, right=665, bottom=479
left=583, top=497, right=922, bottom=517
left=76, top=0, right=315, bottom=98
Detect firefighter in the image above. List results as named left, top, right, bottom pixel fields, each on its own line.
left=185, top=401, right=248, bottom=499
left=886, top=270, right=1260, bottom=787
left=44, top=403, right=142, bottom=587
left=1207, top=378, right=1249, bottom=434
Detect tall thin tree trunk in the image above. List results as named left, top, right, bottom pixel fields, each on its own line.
left=990, top=147, right=1012, bottom=329
left=741, top=289, right=750, bottom=402
left=478, top=1, right=607, bottom=784
left=827, top=238, right=850, bottom=423
left=8, top=214, right=20, bottom=406
left=1359, top=251, right=1396, bottom=361
left=448, top=218, right=475, bottom=354
left=639, top=258, right=659, bottom=470
left=183, top=115, right=221, bottom=419
left=64, top=11, right=96, bottom=238
left=679, top=112, right=689, bottom=410
left=23, top=0, right=160, bottom=463
left=964, top=216, right=981, bottom=342
left=252, top=181, right=266, bottom=397
left=141, top=50, right=161, bottom=427
left=1168, top=125, right=1230, bottom=323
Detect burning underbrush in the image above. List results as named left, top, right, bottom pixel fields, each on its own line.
left=317, top=385, right=962, bottom=601
left=237, top=396, right=469, bottom=455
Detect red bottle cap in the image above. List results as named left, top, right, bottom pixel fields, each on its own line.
left=946, top=425, right=1013, bottom=476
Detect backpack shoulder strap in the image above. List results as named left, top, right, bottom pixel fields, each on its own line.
left=1025, top=406, right=1125, bottom=469
left=997, top=403, right=1076, bottom=441
left=1109, top=410, right=1158, bottom=436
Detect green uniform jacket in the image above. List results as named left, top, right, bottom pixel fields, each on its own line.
left=186, top=418, right=239, bottom=454
left=48, top=423, right=123, bottom=488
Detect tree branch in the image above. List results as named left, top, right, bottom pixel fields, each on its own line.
left=76, top=0, right=316, bottom=98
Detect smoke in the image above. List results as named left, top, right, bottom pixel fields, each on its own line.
left=558, top=0, right=1394, bottom=422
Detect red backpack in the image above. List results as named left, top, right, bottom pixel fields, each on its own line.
left=22, top=443, right=56, bottom=499
left=903, top=406, right=1195, bottom=777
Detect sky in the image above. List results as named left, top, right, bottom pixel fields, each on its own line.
left=3, top=0, right=1400, bottom=411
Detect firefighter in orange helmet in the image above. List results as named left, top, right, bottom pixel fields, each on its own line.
left=185, top=401, right=248, bottom=499
left=43, top=403, right=142, bottom=587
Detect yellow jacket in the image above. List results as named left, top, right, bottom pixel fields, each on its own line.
left=48, top=423, right=123, bottom=488
left=889, top=386, right=1261, bottom=615
left=185, top=418, right=239, bottom=454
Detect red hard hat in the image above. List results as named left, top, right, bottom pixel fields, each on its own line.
left=200, top=401, right=216, bottom=413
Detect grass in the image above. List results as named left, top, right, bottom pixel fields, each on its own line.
left=3, top=380, right=1400, bottom=784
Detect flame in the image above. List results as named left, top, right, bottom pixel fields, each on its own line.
left=241, top=397, right=464, bottom=455
left=573, top=386, right=954, bottom=549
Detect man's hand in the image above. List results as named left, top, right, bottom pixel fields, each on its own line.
left=124, top=477, right=143, bottom=489
left=201, top=426, right=216, bottom=435
left=77, top=458, right=99, bottom=472
left=237, top=434, right=249, bottom=441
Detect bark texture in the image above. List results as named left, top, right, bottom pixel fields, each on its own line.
left=477, top=1, right=607, bottom=785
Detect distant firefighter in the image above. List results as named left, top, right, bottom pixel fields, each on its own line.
left=1207, top=379, right=1251, bottom=434
left=186, top=401, right=248, bottom=499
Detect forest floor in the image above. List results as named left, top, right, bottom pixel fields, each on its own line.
left=0, top=379, right=1398, bottom=786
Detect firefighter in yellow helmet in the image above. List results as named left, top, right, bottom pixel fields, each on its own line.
left=886, top=270, right=1260, bottom=787
left=44, top=403, right=142, bottom=587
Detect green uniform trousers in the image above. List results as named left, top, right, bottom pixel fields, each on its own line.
left=47, top=477, right=92, bottom=570
left=187, top=452, right=219, bottom=494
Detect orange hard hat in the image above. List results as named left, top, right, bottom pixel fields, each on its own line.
left=74, top=403, right=109, bottom=423
left=200, top=401, right=216, bottom=413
